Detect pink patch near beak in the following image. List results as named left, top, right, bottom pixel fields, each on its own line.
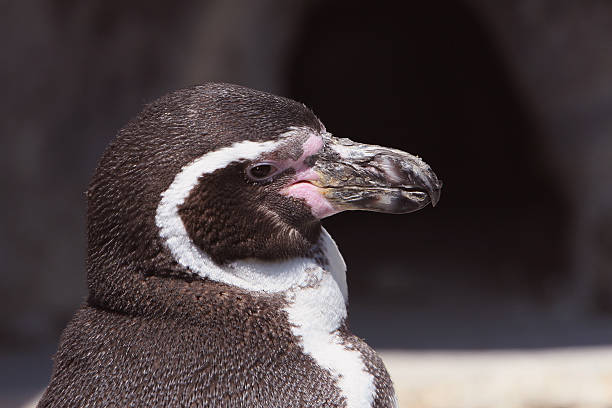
left=280, top=134, right=339, bottom=219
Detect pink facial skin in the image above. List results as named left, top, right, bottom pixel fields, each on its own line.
left=280, top=134, right=339, bottom=219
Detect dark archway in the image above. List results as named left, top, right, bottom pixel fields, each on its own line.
left=288, top=1, right=569, bottom=348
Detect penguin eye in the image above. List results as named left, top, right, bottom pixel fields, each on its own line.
left=247, top=162, right=279, bottom=180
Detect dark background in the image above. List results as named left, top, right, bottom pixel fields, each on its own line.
left=2, top=0, right=612, bottom=405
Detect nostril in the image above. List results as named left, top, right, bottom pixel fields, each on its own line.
left=375, top=157, right=404, bottom=183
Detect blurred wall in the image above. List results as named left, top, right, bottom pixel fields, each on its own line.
left=1, top=0, right=611, bottom=348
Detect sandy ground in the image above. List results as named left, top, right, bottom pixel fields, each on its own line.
left=381, top=348, right=612, bottom=408
left=8, top=347, right=612, bottom=408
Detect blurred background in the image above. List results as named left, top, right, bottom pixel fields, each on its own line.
left=2, top=1, right=612, bottom=406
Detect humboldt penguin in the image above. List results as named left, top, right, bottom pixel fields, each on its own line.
left=38, top=83, right=442, bottom=408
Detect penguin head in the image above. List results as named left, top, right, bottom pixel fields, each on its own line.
left=87, top=83, right=441, bottom=306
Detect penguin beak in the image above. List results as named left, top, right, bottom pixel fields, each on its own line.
left=309, top=134, right=442, bottom=214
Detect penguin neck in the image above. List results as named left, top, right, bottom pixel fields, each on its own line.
left=196, top=228, right=350, bottom=339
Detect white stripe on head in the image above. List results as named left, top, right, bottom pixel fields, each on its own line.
left=155, top=135, right=379, bottom=407
left=155, top=135, right=337, bottom=292
left=156, top=138, right=281, bottom=288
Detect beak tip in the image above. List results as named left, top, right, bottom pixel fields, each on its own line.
left=429, top=180, right=442, bottom=208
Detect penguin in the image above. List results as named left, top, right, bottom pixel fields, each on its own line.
left=38, top=83, right=441, bottom=408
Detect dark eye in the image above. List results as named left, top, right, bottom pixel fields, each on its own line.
left=247, top=163, right=278, bottom=180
